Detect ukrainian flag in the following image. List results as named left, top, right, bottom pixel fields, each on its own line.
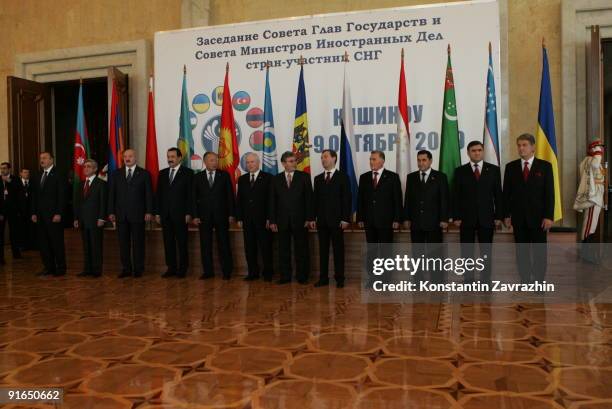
left=536, top=45, right=562, bottom=221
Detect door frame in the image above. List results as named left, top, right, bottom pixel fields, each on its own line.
left=13, top=40, right=151, bottom=163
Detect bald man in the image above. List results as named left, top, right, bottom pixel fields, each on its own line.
left=236, top=152, right=273, bottom=281
left=108, top=149, right=153, bottom=278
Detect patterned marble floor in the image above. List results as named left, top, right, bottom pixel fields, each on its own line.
left=1, top=257, right=612, bottom=408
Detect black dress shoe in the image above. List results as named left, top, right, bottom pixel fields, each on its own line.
left=133, top=272, right=143, bottom=278
left=161, top=271, right=176, bottom=278
left=298, top=279, right=308, bottom=285
left=118, top=272, right=132, bottom=278
left=336, top=282, right=345, bottom=289
left=222, top=275, right=231, bottom=281
left=37, top=270, right=50, bottom=276
left=244, top=275, right=259, bottom=281
left=263, top=276, right=273, bottom=282
left=199, top=274, right=214, bottom=280
left=314, top=280, right=329, bottom=287
left=176, top=273, right=186, bottom=279
left=77, top=271, right=91, bottom=277
left=277, top=279, right=291, bottom=285
left=53, top=271, right=66, bottom=277
left=90, top=273, right=101, bottom=278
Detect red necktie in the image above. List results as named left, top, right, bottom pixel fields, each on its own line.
left=325, top=172, right=331, bottom=184
left=83, top=179, right=90, bottom=197
left=522, top=161, right=530, bottom=182
left=474, top=164, right=480, bottom=181
left=372, top=172, right=378, bottom=189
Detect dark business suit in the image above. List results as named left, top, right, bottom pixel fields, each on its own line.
left=108, top=166, right=153, bottom=276
left=17, top=178, right=36, bottom=250
left=503, top=157, right=555, bottom=282
left=236, top=171, right=273, bottom=280
left=269, top=170, right=313, bottom=283
left=193, top=169, right=234, bottom=278
left=453, top=162, right=502, bottom=283
left=314, top=169, right=351, bottom=284
left=31, top=166, right=67, bottom=275
left=0, top=176, right=23, bottom=261
left=357, top=169, right=402, bottom=243
left=404, top=169, right=449, bottom=283
left=155, top=166, right=193, bottom=277
left=74, top=177, right=107, bottom=277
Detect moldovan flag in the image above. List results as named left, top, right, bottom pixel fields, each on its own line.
left=439, top=44, right=461, bottom=187
left=536, top=44, right=562, bottom=221
left=218, top=63, right=240, bottom=192
left=73, top=80, right=90, bottom=195
left=396, top=48, right=411, bottom=193
left=293, top=63, right=310, bottom=174
left=146, top=76, right=160, bottom=192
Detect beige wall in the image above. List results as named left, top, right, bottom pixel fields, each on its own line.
left=0, top=0, right=182, bottom=161
left=1, top=0, right=562, bottom=172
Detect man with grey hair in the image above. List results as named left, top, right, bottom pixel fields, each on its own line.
left=74, top=159, right=107, bottom=278
left=236, top=152, right=273, bottom=281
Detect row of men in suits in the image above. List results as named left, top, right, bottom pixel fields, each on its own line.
left=27, top=131, right=553, bottom=286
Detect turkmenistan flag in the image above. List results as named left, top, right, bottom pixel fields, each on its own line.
left=439, top=45, right=461, bottom=187
left=178, top=65, right=194, bottom=168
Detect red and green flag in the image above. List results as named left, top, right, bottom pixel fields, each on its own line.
left=439, top=45, right=461, bottom=187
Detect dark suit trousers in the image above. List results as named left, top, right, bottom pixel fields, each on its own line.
left=410, top=228, right=443, bottom=284
left=0, top=214, right=21, bottom=260
left=81, top=225, right=103, bottom=275
left=37, top=219, right=66, bottom=273
left=513, top=225, right=547, bottom=283
left=117, top=221, right=145, bottom=274
left=278, top=225, right=309, bottom=282
left=199, top=220, right=233, bottom=277
left=19, top=212, right=36, bottom=250
left=161, top=217, right=189, bottom=274
left=365, top=227, right=394, bottom=282
left=460, top=226, right=494, bottom=283
left=318, top=225, right=344, bottom=283
left=242, top=220, right=273, bottom=278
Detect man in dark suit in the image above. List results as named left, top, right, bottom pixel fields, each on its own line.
left=503, top=133, right=555, bottom=283
left=17, top=168, right=36, bottom=251
left=452, top=141, right=503, bottom=284
left=269, top=151, right=314, bottom=284
left=193, top=151, right=235, bottom=280
left=31, top=152, right=67, bottom=276
left=155, top=148, right=193, bottom=279
left=108, top=149, right=153, bottom=278
left=236, top=152, right=273, bottom=281
left=404, top=150, right=450, bottom=283
left=73, top=159, right=107, bottom=278
left=357, top=150, right=402, bottom=243
left=0, top=162, right=22, bottom=262
left=313, top=149, right=351, bottom=288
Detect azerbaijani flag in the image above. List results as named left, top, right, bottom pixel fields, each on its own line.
left=218, top=63, right=239, bottom=192
left=483, top=42, right=500, bottom=166
left=293, top=63, right=310, bottom=174
left=396, top=48, right=411, bottom=193
left=178, top=65, right=194, bottom=168
left=262, top=65, right=278, bottom=175
left=73, top=80, right=90, bottom=195
left=536, top=44, right=562, bottom=221
left=108, top=79, right=124, bottom=172
left=339, top=55, right=358, bottom=215
left=439, top=44, right=461, bottom=187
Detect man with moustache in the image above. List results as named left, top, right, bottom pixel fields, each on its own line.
left=452, top=141, right=503, bottom=285
left=313, top=149, right=351, bottom=288
left=73, top=159, right=107, bottom=278
left=192, top=151, right=235, bottom=280
left=108, top=149, right=154, bottom=278
left=155, top=148, right=194, bottom=279
left=31, top=152, right=68, bottom=276
left=236, top=152, right=273, bottom=281
left=269, top=151, right=314, bottom=284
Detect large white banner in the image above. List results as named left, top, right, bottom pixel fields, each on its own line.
left=154, top=0, right=501, bottom=178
